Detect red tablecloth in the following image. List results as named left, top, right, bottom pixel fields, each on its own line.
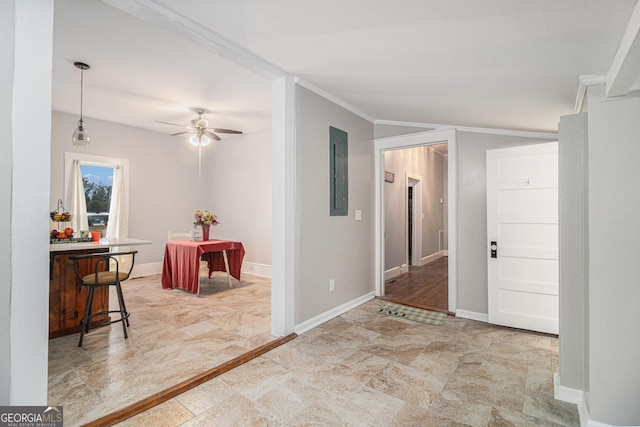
left=161, top=240, right=245, bottom=294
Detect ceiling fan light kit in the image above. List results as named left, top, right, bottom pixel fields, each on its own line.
left=155, top=108, right=243, bottom=180
left=72, top=61, right=91, bottom=147
left=189, top=133, right=211, bottom=147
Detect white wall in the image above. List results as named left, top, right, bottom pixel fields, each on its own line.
left=383, top=146, right=445, bottom=271
left=456, top=132, right=554, bottom=314
left=0, top=0, right=15, bottom=405
left=1, top=0, right=53, bottom=405
left=51, top=112, right=273, bottom=268
left=295, top=86, right=374, bottom=324
left=584, top=86, right=640, bottom=425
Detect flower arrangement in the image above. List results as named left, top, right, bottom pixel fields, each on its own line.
left=193, top=209, right=219, bottom=227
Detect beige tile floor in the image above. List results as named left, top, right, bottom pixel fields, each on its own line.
left=115, top=298, right=580, bottom=427
left=49, top=272, right=579, bottom=427
left=47, top=271, right=273, bottom=426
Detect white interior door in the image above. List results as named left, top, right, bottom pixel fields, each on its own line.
left=487, top=142, right=558, bottom=334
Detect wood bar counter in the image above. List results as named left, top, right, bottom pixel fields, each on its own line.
left=49, top=238, right=151, bottom=339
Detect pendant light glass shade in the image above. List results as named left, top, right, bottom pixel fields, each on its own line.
left=72, top=61, right=90, bottom=147
left=189, top=133, right=211, bottom=147
left=72, top=119, right=90, bottom=147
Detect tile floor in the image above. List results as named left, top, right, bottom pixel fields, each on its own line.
left=48, top=272, right=579, bottom=427
left=115, top=298, right=580, bottom=427
left=47, top=271, right=273, bottom=426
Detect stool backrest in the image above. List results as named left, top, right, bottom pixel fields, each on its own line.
left=70, top=251, right=138, bottom=285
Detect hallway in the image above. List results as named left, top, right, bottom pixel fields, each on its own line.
left=382, top=257, right=449, bottom=313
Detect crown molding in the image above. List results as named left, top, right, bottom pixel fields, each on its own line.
left=574, top=75, right=606, bottom=113
left=295, top=78, right=375, bottom=123
left=454, top=125, right=557, bottom=139
left=375, top=119, right=443, bottom=130
left=375, top=119, right=557, bottom=139
left=606, top=0, right=640, bottom=98
left=101, top=0, right=284, bottom=80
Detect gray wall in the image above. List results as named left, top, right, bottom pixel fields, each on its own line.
left=383, top=146, right=446, bottom=271
left=585, top=86, right=640, bottom=425
left=558, top=113, right=588, bottom=392
left=209, top=128, right=272, bottom=265
left=295, top=86, right=374, bottom=324
left=51, top=112, right=272, bottom=267
left=51, top=112, right=206, bottom=264
left=456, top=132, right=554, bottom=314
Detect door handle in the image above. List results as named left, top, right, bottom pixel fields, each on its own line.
left=490, top=241, right=497, bottom=258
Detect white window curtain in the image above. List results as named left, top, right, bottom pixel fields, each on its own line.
left=106, top=164, right=128, bottom=239
left=68, top=160, right=89, bottom=233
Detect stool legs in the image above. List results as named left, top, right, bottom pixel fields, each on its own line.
left=78, top=286, right=95, bottom=347
left=78, top=283, right=130, bottom=347
left=114, top=282, right=129, bottom=338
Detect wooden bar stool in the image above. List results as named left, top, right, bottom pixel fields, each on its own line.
left=70, top=250, right=137, bottom=347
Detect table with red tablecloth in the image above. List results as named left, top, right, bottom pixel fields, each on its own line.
left=161, top=239, right=245, bottom=294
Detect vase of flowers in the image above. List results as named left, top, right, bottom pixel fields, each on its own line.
left=193, top=209, right=219, bottom=241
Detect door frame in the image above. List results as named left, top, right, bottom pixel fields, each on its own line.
left=405, top=173, right=422, bottom=268
left=374, top=129, right=457, bottom=312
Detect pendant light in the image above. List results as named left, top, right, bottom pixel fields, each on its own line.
left=72, top=61, right=91, bottom=147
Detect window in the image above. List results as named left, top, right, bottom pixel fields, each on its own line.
left=64, top=152, right=129, bottom=237
left=80, top=165, right=114, bottom=227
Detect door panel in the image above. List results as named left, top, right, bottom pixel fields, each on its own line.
left=487, top=142, right=559, bottom=334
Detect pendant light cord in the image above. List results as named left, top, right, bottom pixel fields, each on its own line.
left=80, top=68, right=84, bottom=121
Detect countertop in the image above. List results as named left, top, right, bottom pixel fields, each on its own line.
left=49, top=237, right=152, bottom=252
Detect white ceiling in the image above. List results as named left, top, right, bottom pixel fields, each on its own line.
left=52, top=0, right=637, bottom=136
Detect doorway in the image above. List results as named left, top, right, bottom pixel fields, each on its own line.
left=375, top=130, right=456, bottom=312
left=384, top=148, right=448, bottom=312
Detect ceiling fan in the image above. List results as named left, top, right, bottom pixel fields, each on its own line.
left=156, top=108, right=242, bottom=147
left=156, top=108, right=243, bottom=181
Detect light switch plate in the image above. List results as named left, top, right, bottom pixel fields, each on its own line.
left=355, top=210, right=362, bottom=221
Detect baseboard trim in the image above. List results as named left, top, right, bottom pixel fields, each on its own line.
left=576, top=400, right=620, bottom=427
left=455, top=309, right=488, bottom=322
left=130, top=261, right=273, bottom=280
left=420, top=250, right=445, bottom=266
left=384, top=264, right=407, bottom=281
left=131, top=262, right=162, bottom=278
left=241, top=262, right=272, bottom=278
left=294, top=292, right=376, bottom=335
left=553, top=372, right=627, bottom=427
left=553, top=372, right=583, bottom=404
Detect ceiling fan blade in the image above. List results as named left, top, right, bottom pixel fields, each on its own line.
left=155, top=120, right=190, bottom=128
left=204, top=131, right=221, bottom=141
left=171, top=131, right=191, bottom=136
left=213, top=128, right=243, bottom=134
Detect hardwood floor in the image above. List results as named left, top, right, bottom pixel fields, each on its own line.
left=381, top=256, right=449, bottom=313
